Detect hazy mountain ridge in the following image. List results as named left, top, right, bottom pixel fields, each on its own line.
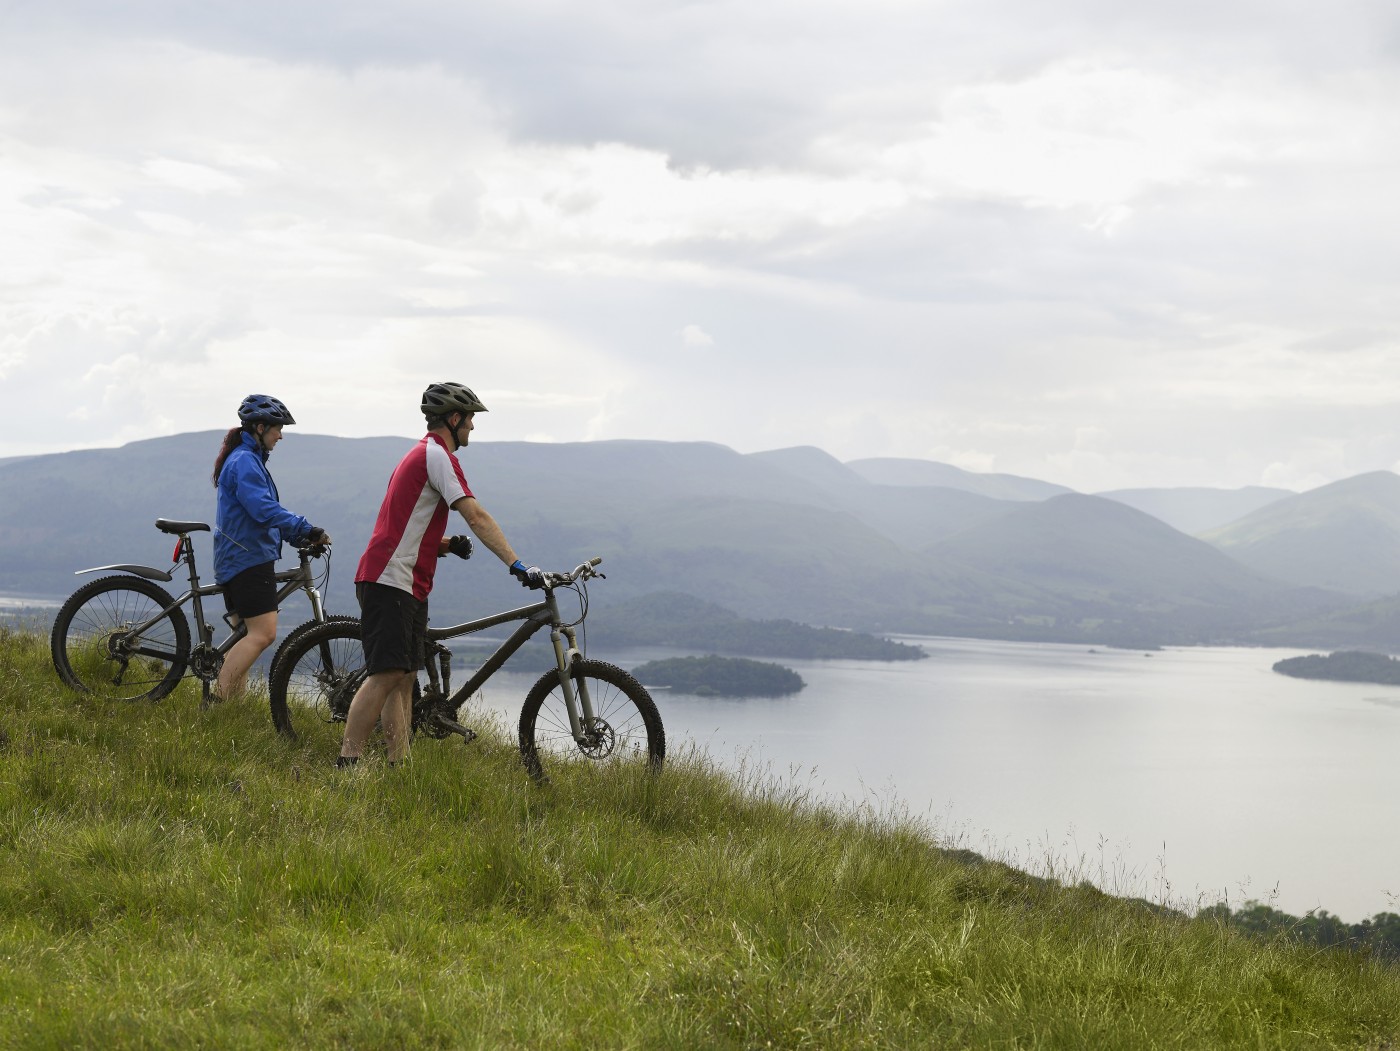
left=1096, top=485, right=1293, bottom=536
left=2, top=431, right=1387, bottom=647
left=1201, top=471, right=1400, bottom=597
left=929, top=493, right=1297, bottom=605
left=846, top=456, right=1073, bottom=501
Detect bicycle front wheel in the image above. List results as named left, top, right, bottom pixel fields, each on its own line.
left=268, top=618, right=365, bottom=741
left=50, top=575, right=191, bottom=701
left=268, top=613, right=360, bottom=694
left=519, top=659, right=665, bottom=781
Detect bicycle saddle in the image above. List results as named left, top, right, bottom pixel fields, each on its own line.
left=155, top=518, right=211, bottom=534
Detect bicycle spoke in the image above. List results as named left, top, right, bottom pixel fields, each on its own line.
left=50, top=576, right=190, bottom=702
left=519, top=660, right=664, bottom=779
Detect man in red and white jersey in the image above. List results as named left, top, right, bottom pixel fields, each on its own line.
left=338, top=381, right=544, bottom=767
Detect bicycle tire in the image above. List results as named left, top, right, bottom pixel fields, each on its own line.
left=268, top=617, right=365, bottom=741
left=267, top=613, right=360, bottom=692
left=518, top=659, right=665, bottom=781
left=50, top=575, right=191, bottom=702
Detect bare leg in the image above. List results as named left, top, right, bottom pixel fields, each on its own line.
left=382, top=676, right=414, bottom=763
left=340, top=668, right=413, bottom=760
left=215, top=610, right=278, bottom=700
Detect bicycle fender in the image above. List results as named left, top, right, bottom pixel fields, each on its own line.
left=74, top=563, right=175, bottom=582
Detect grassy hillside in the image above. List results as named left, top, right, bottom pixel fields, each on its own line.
left=3, top=626, right=1400, bottom=1048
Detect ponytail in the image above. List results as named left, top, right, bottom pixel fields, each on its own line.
left=212, top=427, right=243, bottom=487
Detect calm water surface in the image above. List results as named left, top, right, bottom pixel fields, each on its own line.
left=465, top=636, right=1400, bottom=920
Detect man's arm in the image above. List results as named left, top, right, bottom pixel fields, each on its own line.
left=451, top=496, right=519, bottom=566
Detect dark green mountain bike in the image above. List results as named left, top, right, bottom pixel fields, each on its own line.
left=51, top=518, right=336, bottom=705
left=267, top=557, right=664, bottom=781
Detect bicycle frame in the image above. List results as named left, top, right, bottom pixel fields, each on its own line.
left=78, top=530, right=327, bottom=672
left=422, top=583, right=598, bottom=742
left=85, top=542, right=324, bottom=657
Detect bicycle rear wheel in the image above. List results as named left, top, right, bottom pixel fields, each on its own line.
left=268, top=618, right=365, bottom=741
left=518, top=659, right=665, bottom=781
left=50, top=575, right=191, bottom=701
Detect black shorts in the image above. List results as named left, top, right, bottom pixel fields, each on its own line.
left=357, top=581, right=428, bottom=674
left=222, top=561, right=278, bottom=619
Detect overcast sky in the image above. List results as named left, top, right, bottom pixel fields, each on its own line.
left=3, top=1, right=1399, bottom=492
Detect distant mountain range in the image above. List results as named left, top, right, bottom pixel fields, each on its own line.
left=1201, top=472, right=1400, bottom=597
left=1096, top=486, right=1291, bottom=536
left=5, top=432, right=1400, bottom=650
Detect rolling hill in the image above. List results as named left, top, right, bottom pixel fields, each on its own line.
left=922, top=493, right=1338, bottom=643
left=1097, top=485, right=1292, bottom=536
left=0, top=431, right=1363, bottom=646
left=1201, top=471, right=1400, bottom=597
left=846, top=456, right=1073, bottom=501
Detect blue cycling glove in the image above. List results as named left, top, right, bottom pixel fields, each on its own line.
left=510, top=559, right=545, bottom=589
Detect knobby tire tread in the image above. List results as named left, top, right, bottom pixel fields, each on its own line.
left=518, top=659, right=665, bottom=781
left=268, top=618, right=365, bottom=741
left=49, top=575, right=191, bottom=702
left=268, top=613, right=360, bottom=688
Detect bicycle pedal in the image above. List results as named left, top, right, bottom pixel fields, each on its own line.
left=430, top=714, right=477, bottom=742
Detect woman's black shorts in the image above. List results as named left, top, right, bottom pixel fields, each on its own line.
left=356, top=581, right=428, bottom=674
left=222, top=561, right=278, bottom=619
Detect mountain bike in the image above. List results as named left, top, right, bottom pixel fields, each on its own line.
left=50, top=518, right=336, bottom=705
left=267, top=557, right=665, bottom=781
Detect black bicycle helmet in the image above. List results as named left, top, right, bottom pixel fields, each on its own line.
left=238, top=394, right=296, bottom=426
left=421, top=381, right=488, bottom=418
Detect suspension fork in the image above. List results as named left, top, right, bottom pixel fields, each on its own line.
left=549, top=619, right=596, bottom=741
left=420, top=640, right=453, bottom=702
left=298, top=554, right=326, bottom=623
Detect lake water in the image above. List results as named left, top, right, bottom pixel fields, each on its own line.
left=462, top=636, right=1400, bottom=921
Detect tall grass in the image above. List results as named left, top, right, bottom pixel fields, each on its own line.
left=1, top=624, right=1398, bottom=1048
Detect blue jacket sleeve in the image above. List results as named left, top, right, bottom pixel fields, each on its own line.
left=227, top=455, right=312, bottom=543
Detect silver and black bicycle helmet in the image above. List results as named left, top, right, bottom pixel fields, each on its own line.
left=421, top=381, right=488, bottom=418
left=238, top=394, right=296, bottom=426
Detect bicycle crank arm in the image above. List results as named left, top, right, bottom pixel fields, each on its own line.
left=425, top=712, right=477, bottom=742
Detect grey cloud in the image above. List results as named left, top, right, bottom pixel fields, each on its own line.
left=17, top=0, right=1400, bottom=170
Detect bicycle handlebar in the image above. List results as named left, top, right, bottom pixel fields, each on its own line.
left=541, top=556, right=604, bottom=589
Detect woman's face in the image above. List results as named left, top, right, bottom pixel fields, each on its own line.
left=260, top=424, right=284, bottom=450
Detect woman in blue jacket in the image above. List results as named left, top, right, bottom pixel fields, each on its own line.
left=211, top=394, right=331, bottom=702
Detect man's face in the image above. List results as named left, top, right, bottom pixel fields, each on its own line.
left=455, top=412, right=475, bottom=446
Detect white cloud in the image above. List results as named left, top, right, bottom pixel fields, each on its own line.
left=2, top=3, right=1400, bottom=491
left=142, top=157, right=243, bottom=195
left=680, top=325, right=713, bottom=347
